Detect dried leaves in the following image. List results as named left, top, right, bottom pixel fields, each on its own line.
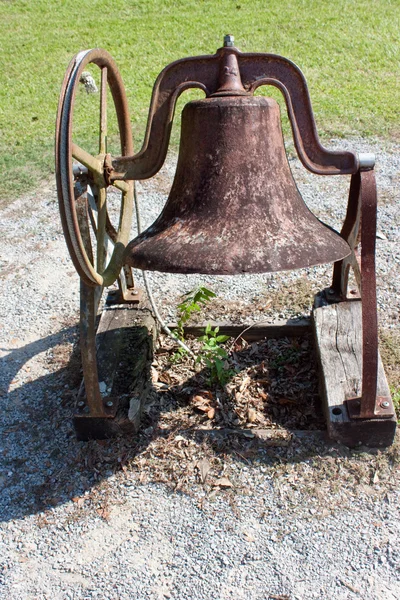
left=192, top=393, right=216, bottom=419
left=196, top=458, right=211, bottom=484
left=154, top=334, right=322, bottom=432
left=213, top=476, right=233, bottom=489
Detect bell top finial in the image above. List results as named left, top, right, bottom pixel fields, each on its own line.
left=213, top=37, right=247, bottom=96
left=223, top=34, right=235, bottom=47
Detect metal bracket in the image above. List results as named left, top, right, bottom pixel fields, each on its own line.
left=106, top=287, right=144, bottom=305
left=75, top=396, right=119, bottom=419
left=346, top=395, right=395, bottom=420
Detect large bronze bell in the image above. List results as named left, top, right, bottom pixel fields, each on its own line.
left=124, top=94, right=350, bottom=274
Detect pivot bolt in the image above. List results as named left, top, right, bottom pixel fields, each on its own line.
left=224, top=34, right=235, bottom=47
left=106, top=400, right=114, bottom=408
left=380, top=401, right=390, bottom=409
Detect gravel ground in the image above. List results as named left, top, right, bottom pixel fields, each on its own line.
left=0, top=138, right=399, bottom=599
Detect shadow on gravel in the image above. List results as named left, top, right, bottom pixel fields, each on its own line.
left=0, top=325, right=387, bottom=523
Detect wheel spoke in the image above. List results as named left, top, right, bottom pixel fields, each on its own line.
left=112, top=180, right=130, bottom=193
left=72, top=143, right=102, bottom=176
left=100, top=66, right=107, bottom=154
left=96, top=186, right=107, bottom=272
left=75, top=182, right=94, bottom=264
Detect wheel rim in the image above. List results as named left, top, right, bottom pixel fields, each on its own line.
left=55, top=48, right=134, bottom=287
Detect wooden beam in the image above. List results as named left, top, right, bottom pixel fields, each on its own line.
left=168, top=318, right=311, bottom=341
left=74, top=301, right=157, bottom=440
left=312, top=298, right=396, bottom=447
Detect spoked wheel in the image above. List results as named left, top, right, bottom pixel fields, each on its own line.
left=55, top=49, right=134, bottom=287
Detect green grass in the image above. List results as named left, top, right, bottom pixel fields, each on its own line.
left=0, top=0, right=399, bottom=202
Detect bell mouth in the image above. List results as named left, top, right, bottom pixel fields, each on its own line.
left=124, top=95, right=351, bottom=275
left=125, top=220, right=350, bottom=275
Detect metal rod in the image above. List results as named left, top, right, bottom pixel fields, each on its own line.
left=80, top=281, right=107, bottom=417
left=359, top=170, right=379, bottom=418
left=72, top=143, right=103, bottom=176
left=100, top=66, right=107, bottom=155
left=96, top=186, right=107, bottom=273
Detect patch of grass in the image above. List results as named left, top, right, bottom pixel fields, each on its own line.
left=0, top=0, right=399, bottom=202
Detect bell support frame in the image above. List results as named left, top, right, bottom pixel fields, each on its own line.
left=55, top=39, right=395, bottom=444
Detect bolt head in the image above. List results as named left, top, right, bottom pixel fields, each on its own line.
left=380, top=401, right=390, bottom=408
left=77, top=400, right=85, bottom=408
left=224, top=34, right=235, bottom=47
left=106, top=400, right=114, bottom=408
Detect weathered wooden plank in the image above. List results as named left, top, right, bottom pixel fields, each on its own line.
left=74, top=302, right=157, bottom=440
left=168, top=318, right=311, bottom=341
left=312, top=298, right=396, bottom=447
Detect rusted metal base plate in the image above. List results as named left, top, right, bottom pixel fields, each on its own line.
left=74, top=301, right=157, bottom=441
left=346, top=396, right=395, bottom=419
left=313, top=297, right=396, bottom=447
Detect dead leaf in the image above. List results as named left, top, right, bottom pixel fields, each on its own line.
left=339, top=580, right=361, bottom=594
left=247, top=408, right=257, bottom=423
left=193, top=394, right=207, bottom=403
left=213, top=476, right=233, bottom=488
left=192, top=394, right=212, bottom=413
left=196, top=458, right=211, bottom=484
left=207, top=407, right=215, bottom=419
left=242, top=530, right=255, bottom=542
left=150, top=366, right=159, bottom=383
left=278, top=397, right=296, bottom=405
left=373, top=471, right=380, bottom=484
left=96, top=507, right=110, bottom=521
left=239, top=376, right=251, bottom=392
left=72, top=496, right=84, bottom=506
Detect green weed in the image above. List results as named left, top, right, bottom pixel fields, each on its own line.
left=197, top=323, right=235, bottom=387
left=173, top=287, right=234, bottom=386
left=175, top=286, right=216, bottom=343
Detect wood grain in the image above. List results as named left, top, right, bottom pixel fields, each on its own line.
left=312, top=298, right=396, bottom=447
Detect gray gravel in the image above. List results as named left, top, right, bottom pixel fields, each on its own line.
left=0, top=138, right=399, bottom=599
